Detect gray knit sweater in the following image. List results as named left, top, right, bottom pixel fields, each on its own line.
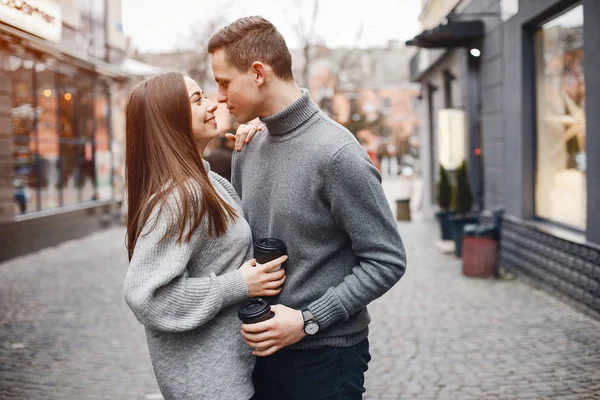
left=124, top=162, right=255, bottom=400
left=231, top=89, right=406, bottom=349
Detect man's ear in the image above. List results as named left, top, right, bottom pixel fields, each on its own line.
left=251, top=62, right=267, bottom=86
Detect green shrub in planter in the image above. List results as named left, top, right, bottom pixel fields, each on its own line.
left=451, top=160, right=473, bottom=216
left=435, top=164, right=454, bottom=240
left=449, top=160, right=476, bottom=257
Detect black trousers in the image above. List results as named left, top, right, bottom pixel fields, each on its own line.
left=250, top=339, right=371, bottom=400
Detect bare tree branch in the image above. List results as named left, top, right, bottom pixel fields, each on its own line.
left=180, top=5, right=232, bottom=88
left=287, top=0, right=320, bottom=87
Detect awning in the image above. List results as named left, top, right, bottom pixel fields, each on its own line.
left=0, top=22, right=128, bottom=80
left=406, top=20, right=484, bottom=49
left=121, top=58, right=164, bottom=77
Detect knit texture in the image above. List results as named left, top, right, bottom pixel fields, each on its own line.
left=231, top=89, right=407, bottom=349
left=124, top=162, right=255, bottom=399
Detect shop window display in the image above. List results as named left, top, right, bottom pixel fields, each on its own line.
left=534, top=5, right=586, bottom=229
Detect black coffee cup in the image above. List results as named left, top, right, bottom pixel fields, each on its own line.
left=238, top=298, right=275, bottom=324
left=254, top=238, right=287, bottom=270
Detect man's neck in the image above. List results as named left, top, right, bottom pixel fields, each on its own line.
left=260, top=81, right=303, bottom=118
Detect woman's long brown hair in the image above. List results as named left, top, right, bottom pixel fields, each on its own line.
left=125, top=71, right=237, bottom=261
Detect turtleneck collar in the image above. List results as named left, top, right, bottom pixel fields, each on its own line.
left=260, top=89, right=319, bottom=136
left=202, top=159, right=211, bottom=173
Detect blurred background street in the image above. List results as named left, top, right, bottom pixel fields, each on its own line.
left=2, top=0, right=600, bottom=398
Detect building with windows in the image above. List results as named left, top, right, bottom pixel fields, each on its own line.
left=408, top=0, right=599, bottom=317
left=295, top=43, right=421, bottom=174
left=0, top=0, right=142, bottom=261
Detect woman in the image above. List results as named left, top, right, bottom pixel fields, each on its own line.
left=123, top=71, right=286, bottom=399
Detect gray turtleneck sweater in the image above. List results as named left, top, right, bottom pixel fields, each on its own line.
left=124, top=163, right=255, bottom=399
left=231, top=89, right=406, bottom=349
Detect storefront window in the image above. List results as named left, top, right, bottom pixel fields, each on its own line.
left=2, top=37, right=119, bottom=219
left=58, top=74, right=80, bottom=205
left=79, top=74, right=96, bottom=201
left=8, top=56, right=37, bottom=214
left=111, top=82, right=126, bottom=201
left=95, top=81, right=112, bottom=200
left=36, top=63, right=60, bottom=210
left=534, top=4, right=586, bottom=229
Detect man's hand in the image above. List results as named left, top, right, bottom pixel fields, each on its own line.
left=240, top=304, right=306, bottom=357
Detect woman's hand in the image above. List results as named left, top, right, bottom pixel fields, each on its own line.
left=239, top=256, right=287, bottom=297
left=225, top=119, right=265, bottom=151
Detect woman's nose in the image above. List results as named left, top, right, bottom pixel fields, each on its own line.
left=206, top=101, right=217, bottom=113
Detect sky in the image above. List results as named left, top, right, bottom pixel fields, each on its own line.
left=121, top=0, right=422, bottom=53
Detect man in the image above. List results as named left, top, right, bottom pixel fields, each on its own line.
left=209, top=16, right=406, bottom=399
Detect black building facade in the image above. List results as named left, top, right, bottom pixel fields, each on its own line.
left=498, top=0, right=599, bottom=318
left=409, top=0, right=600, bottom=318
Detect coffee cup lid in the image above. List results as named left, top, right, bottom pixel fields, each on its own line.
left=238, top=298, right=271, bottom=322
left=254, top=238, right=286, bottom=252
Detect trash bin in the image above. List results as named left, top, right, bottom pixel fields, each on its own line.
left=462, top=223, right=498, bottom=277
left=395, top=199, right=411, bottom=221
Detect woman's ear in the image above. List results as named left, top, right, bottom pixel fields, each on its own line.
left=251, top=62, right=267, bottom=86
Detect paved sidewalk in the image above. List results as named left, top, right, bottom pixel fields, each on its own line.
left=0, top=177, right=598, bottom=399
left=0, top=229, right=161, bottom=400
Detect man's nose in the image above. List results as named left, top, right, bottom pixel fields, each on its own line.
left=216, top=93, right=227, bottom=103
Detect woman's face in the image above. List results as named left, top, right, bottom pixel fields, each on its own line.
left=184, top=76, right=219, bottom=147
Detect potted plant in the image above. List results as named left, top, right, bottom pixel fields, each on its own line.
left=435, top=164, right=454, bottom=240
left=449, top=160, right=478, bottom=257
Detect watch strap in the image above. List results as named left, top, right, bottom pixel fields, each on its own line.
left=301, top=308, right=314, bottom=323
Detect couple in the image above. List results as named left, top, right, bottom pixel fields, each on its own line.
left=123, top=15, right=407, bottom=400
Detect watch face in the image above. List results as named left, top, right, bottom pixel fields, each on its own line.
left=305, top=321, right=319, bottom=335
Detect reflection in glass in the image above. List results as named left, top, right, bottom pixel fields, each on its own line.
left=534, top=5, right=586, bottom=229
left=9, top=57, right=37, bottom=214
left=59, top=74, right=80, bottom=205
left=95, top=81, right=112, bottom=200
left=79, top=74, right=96, bottom=201
left=37, top=64, right=60, bottom=210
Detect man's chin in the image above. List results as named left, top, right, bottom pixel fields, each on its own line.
left=237, top=116, right=254, bottom=124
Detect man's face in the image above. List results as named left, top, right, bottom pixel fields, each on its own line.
left=211, top=49, right=260, bottom=124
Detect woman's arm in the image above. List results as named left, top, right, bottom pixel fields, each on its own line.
left=224, top=120, right=265, bottom=151
left=123, top=195, right=249, bottom=333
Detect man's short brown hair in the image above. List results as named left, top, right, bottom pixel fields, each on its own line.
left=208, top=16, right=294, bottom=82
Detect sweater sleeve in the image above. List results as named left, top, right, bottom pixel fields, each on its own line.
left=209, top=171, right=242, bottom=203
left=307, top=143, right=407, bottom=330
left=123, top=194, right=249, bottom=333
left=230, top=150, right=242, bottom=199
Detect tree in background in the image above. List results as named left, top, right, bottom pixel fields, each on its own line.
left=289, top=0, right=320, bottom=89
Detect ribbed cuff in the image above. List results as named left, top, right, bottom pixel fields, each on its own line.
left=307, top=288, right=348, bottom=330
left=216, top=270, right=249, bottom=308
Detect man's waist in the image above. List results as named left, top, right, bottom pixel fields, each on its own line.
left=287, top=327, right=369, bottom=350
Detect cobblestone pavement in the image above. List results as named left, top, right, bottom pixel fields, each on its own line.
left=0, top=228, right=161, bottom=399
left=0, top=178, right=599, bottom=399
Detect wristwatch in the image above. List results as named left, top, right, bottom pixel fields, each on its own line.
left=301, top=308, right=320, bottom=335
